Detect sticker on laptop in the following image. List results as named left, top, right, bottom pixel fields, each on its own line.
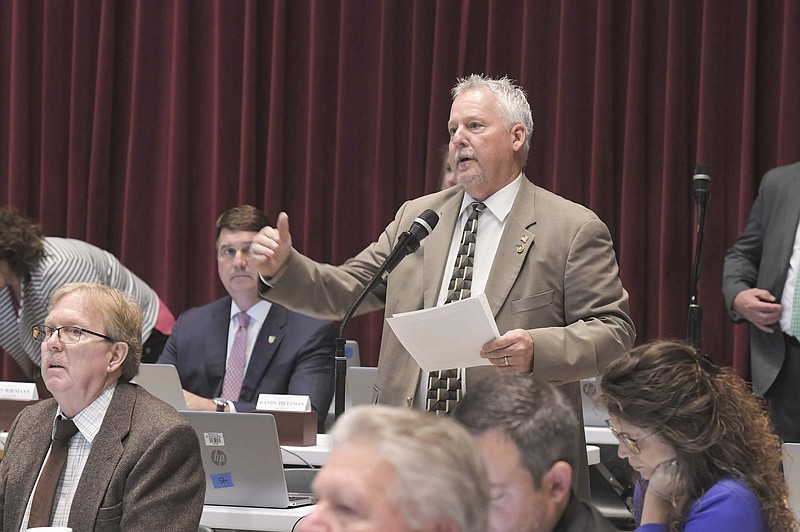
left=202, top=431, right=225, bottom=446
left=210, top=472, right=234, bottom=489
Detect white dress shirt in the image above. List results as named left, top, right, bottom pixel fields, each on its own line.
left=780, top=218, right=800, bottom=336
left=415, top=174, right=524, bottom=407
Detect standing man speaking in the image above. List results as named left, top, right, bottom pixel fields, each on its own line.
left=252, top=75, right=635, bottom=492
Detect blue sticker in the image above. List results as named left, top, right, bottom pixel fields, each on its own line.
left=211, top=472, right=234, bottom=489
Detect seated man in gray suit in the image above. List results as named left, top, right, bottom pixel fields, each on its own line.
left=158, top=205, right=336, bottom=431
left=0, top=283, right=205, bottom=531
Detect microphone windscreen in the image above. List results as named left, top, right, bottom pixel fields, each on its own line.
left=415, top=209, right=439, bottom=236
left=693, top=164, right=710, bottom=191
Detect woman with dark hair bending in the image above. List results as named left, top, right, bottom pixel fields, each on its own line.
left=599, top=339, right=797, bottom=532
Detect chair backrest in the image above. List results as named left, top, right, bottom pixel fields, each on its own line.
left=782, top=442, right=800, bottom=520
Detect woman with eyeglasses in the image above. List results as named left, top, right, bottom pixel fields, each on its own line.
left=599, top=339, right=796, bottom=532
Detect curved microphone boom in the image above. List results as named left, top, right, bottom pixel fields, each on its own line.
left=688, top=164, right=710, bottom=352
left=333, top=209, right=440, bottom=420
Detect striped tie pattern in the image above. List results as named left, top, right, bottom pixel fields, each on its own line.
left=221, top=312, right=250, bottom=401
left=427, top=202, right=486, bottom=415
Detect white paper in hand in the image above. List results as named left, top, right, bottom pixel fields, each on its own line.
left=386, top=293, right=500, bottom=372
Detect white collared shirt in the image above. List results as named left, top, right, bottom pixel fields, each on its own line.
left=21, top=382, right=117, bottom=531
left=780, top=218, right=800, bottom=336
left=435, top=174, right=523, bottom=305
left=416, top=174, right=524, bottom=407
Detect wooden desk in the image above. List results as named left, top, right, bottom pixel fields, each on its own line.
left=281, top=434, right=332, bottom=466
left=281, top=434, right=601, bottom=467
left=201, top=504, right=314, bottom=532
left=202, top=445, right=602, bottom=531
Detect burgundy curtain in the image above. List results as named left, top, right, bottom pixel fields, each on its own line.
left=2, top=0, right=799, bottom=382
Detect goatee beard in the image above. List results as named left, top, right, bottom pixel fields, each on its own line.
left=457, top=170, right=486, bottom=188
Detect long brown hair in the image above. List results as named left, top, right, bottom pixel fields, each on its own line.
left=0, top=207, right=46, bottom=281
left=599, top=339, right=796, bottom=532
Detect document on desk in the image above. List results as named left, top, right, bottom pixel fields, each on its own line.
left=386, top=293, right=499, bottom=372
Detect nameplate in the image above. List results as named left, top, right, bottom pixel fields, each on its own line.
left=256, top=394, right=312, bottom=412
left=0, top=382, right=39, bottom=401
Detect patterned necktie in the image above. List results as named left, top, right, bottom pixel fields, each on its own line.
left=427, top=202, right=486, bottom=414
left=28, top=417, right=79, bottom=527
left=221, top=311, right=250, bottom=401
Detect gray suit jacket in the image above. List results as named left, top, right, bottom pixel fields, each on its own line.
left=723, top=161, right=800, bottom=395
left=0, top=381, right=206, bottom=532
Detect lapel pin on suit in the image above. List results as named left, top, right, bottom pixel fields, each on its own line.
left=268, top=335, right=276, bottom=344
left=517, top=234, right=531, bottom=253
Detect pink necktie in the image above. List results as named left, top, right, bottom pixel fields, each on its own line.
left=221, top=312, right=250, bottom=401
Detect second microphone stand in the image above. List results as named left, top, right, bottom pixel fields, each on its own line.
left=687, top=175, right=709, bottom=351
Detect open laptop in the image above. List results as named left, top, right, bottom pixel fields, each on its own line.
left=580, top=377, right=609, bottom=427
left=182, top=411, right=315, bottom=508
left=346, top=366, right=377, bottom=408
left=132, top=363, right=188, bottom=410
left=783, top=443, right=800, bottom=520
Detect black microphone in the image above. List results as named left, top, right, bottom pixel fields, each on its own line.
left=333, top=209, right=439, bottom=420
left=693, top=164, right=710, bottom=205
left=384, top=209, right=440, bottom=273
left=687, top=163, right=710, bottom=351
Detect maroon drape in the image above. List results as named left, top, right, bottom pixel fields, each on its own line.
left=2, top=0, right=799, bottom=382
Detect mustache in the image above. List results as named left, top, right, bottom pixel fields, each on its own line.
left=455, top=148, right=475, bottom=161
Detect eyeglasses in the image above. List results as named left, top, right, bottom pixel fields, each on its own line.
left=32, top=324, right=115, bottom=344
left=605, top=419, right=655, bottom=455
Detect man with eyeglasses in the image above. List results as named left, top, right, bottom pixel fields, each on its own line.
left=157, top=205, right=336, bottom=432
left=0, top=282, right=206, bottom=531
left=453, top=374, right=617, bottom=532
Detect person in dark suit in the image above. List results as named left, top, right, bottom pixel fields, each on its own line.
left=251, top=75, right=635, bottom=494
left=453, top=373, right=618, bottom=532
left=158, top=205, right=336, bottom=431
left=0, top=282, right=205, bottom=531
left=723, top=161, right=800, bottom=443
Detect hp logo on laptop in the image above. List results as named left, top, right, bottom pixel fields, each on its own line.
left=211, top=449, right=227, bottom=466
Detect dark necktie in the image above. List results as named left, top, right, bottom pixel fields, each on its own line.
left=28, top=417, right=79, bottom=527
left=221, top=311, right=251, bottom=401
left=427, top=202, right=486, bottom=414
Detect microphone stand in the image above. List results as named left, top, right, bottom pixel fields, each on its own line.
left=687, top=181, right=709, bottom=352
left=333, top=232, right=416, bottom=421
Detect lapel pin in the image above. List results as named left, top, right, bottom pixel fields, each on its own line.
left=268, top=335, right=276, bottom=344
left=516, top=234, right=531, bottom=254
